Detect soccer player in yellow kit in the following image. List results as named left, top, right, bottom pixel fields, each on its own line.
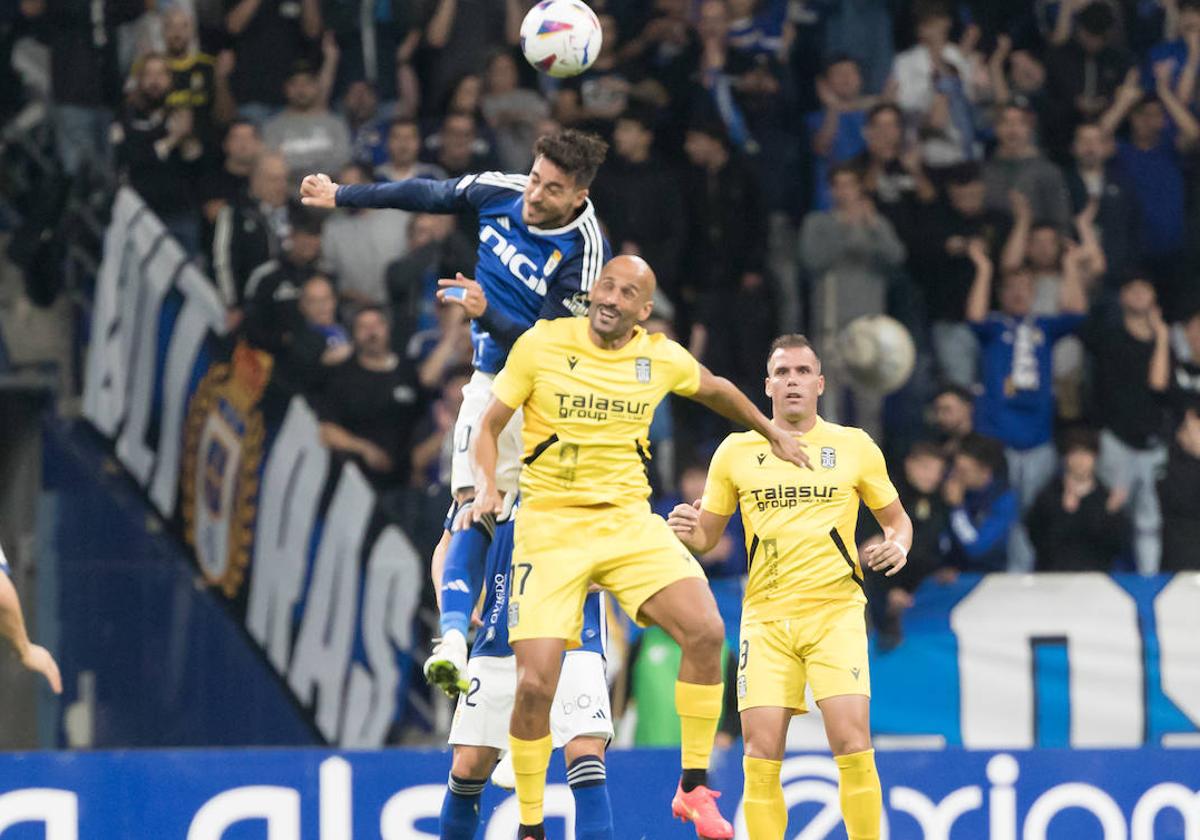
left=668, top=335, right=913, bottom=840
left=470, top=256, right=811, bottom=840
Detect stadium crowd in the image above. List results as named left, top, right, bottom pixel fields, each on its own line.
left=4, top=0, right=1200, bottom=728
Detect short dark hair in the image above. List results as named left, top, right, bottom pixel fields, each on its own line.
left=907, top=440, right=947, bottom=462
left=339, top=161, right=374, bottom=183
left=913, top=0, right=952, bottom=24
left=533, top=129, right=609, bottom=187
left=288, top=201, right=324, bottom=236
left=828, top=161, right=863, bottom=184
left=352, top=303, right=389, bottom=325
left=387, top=117, right=419, bottom=135
left=867, top=102, right=904, bottom=125
left=1077, top=1, right=1117, bottom=35
left=935, top=383, right=974, bottom=405
left=946, top=161, right=983, bottom=186
left=822, top=52, right=859, bottom=74
left=1061, top=426, right=1100, bottom=456
left=957, top=433, right=1005, bottom=474
left=767, top=334, right=821, bottom=368
left=617, top=103, right=657, bottom=133
left=224, top=118, right=260, bottom=140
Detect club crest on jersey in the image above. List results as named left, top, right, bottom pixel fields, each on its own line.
left=508, top=601, right=520, bottom=628
left=635, top=357, right=651, bottom=383
left=544, top=249, right=563, bottom=275
left=821, top=447, right=836, bottom=469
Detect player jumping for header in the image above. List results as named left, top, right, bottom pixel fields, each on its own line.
left=300, top=130, right=611, bottom=697
left=469, top=255, right=811, bottom=840
left=668, top=335, right=913, bottom=840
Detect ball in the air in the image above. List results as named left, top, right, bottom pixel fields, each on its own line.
left=520, top=0, right=603, bottom=78
left=837, top=315, right=917, bottom=394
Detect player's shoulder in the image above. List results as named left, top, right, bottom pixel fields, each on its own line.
left=458, top=171, right=529, bottom=195
left=819, top=419, right=883, bottom=454
left=525, top=316, right=579, bottom=342
left=713, top=430, right=765, bottom=457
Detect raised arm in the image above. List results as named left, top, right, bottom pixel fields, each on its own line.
left=1098, top=68, right=1145, bottom=136
left=1149, top=306, right=1172, bottom=392
left=965, top=236, right=994, bottom=323
left=468, top=396, right=518, bottom=522
left=1179, top=30, right=1200, bottom=105
left=225, top=0, right=263, bottom=36
left=300, top=172, right=469, bottom=212
left=1155, top=60, right=1200, bottom=149
left=689, top=366, right=812, bottom=470
left=1001, top=189, right=1032, bottom=273
left=425, top=0, right=458, bottom=49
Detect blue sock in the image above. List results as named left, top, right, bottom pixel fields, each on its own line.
left=439, top=518, right=490, bottom=638
left=439, top=774, right=485, bottom=840
left=568, top=755, right=613, bottom=840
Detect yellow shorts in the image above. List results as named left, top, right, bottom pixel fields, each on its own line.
left=508, top=502, right=707, bottom=646
left=736, top=600, right=870, bottom=714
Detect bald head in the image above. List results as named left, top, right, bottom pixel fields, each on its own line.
left=588, top=255, right=658, bottom=344
left=163, top=6, right=195, bottom=57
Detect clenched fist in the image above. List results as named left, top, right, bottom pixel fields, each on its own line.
left=300, top=173, right=340, bottom=208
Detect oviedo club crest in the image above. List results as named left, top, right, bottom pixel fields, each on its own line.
left=181, top=342, right=272, bottom=598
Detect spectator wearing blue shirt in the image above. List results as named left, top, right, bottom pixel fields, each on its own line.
left=964, top=236, right=1088, bottom=571
left=1145, top=0, right=1200, bottom=96
left=1100, top=59, right=1200, bottom=316
left=945, top=433, right=1020, bottom=573
left=807, top=54, right=869, bottom=211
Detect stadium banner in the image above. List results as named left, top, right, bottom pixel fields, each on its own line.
left=78, top=188, right=424, bottom=747
left=0, top=746, right=1198, bottom=839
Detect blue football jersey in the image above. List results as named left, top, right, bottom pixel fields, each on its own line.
left=336, top=173, right=611, bottom=373
left=473, top=516, right=606, bottom=659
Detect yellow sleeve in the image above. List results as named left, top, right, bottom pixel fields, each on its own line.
left=661, top=338, right=701, bottom=396
left=490, top=326, right=540, bottom=409
left=701, top=437, right=739, bottom=517
left=857, top=431, right=900, bottom=510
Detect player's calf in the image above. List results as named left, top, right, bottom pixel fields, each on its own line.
left=564, top=736, right=613, bottom=840
left=439, top=746, right=498, bottom=840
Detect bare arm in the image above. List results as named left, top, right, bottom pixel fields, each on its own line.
left=504, top=0, right=523, bottom=45
left=0, top=569, right=61, bottom=693
left=1001, top=190, right=1032, bottom=273
left=965, top=237, right=994, bottom=323
left=861, top=497, right=914, bottom=576
left=300, top=0, right=322, bottom=39
left=319, top=421, right=393, bottom=470
left=212, top=51, right=237, bottom=126
left=468, top=396, right=518, bottom=522
left=1179, top=31, right=1200, bottom=104
left=1059, top=245, right=1089, bottom=314
left=811, top=78, right=843, bottom=158
left=317, top=31, right=340, bottom=110
left=1156, top=60, right=1200, bottom=148
left=1099, top=68, right=1145, bottom=136
left=425, top=0, right=457, bottom=49
left=224, top=0, right=263, bottom=35
left=1051, top=0, right=1078, bottom=46
left=395, top=31, right=422, bottom=118
left=988, top=35, right=1013, bottom=106
left=1149, top=309, right=1172, bottom=392
left=667, top=501, right=734, bottom=555
left=689, top=366, right=812, bottom=470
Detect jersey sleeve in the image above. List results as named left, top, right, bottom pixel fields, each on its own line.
left=490, top=324, right=541, bottom=409
left=661, top=338, right=702, bottom=396
left=701, top=437, right=740, bottom=517
left=335, top=171, right=525, bottom=213
left=538, top=223, right=612, bottom=320
left=856, top=431, right=900, bottom=510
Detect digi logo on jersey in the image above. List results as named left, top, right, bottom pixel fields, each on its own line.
left=481, top=224, right=549, bottom=295
left=748, top=484, right=839, bottom=511
left=554, top=392, right=652, bottom=421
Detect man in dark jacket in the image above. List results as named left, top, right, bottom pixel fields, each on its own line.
left=211, top=153, right=290, bottom=309
left=1027, top=429, right=1129, bottom=572
left=1161, top=408, right=1200, bottom=571
left=1064, top=122, right=1139, bottom=290
left=945, top=433, right=1020, bottom=572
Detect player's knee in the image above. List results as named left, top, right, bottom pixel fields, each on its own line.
left=451, top=747, right=496, bottom=779
left=743, top=730, right=785, bottom=761
left=514, top=668, right=557, bottom=708
left=682, top=611, right=726, bottom=660
left=829, top=730, right=872, bottom=756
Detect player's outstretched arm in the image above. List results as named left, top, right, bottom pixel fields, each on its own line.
left=689, top=366, right=813, bottom=470
left=0, top=571, right=62, bottom=694
left=667, top=500, right=732, bottom=555
left=861, top=498, right=914, bottom=578
left=468, top=396, right=517, bottom=525
left=303, top=172, right=471, bottom=212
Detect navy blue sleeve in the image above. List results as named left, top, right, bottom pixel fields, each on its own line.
left=951, top=490, right=1019, bottom=560
left=335, top=177, right=469, bottom=212
left=1042, top=313, right=1087, bottom=342
left=537, top=233, right=612, bottom=320
left=476, top=306, right=527, bottom=349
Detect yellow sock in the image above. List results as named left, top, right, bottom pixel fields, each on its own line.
left=509, top=733, right=553, bottom=825
left=742, top=756, right=787, bottom=840
left=835, top=749, right=882, bottom=840
left=675, top=680, right=723, bottom=770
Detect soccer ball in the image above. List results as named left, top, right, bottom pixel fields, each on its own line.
left=837, top=315, right=917, bottom=394
left=520, top=0, right=603, bottom=78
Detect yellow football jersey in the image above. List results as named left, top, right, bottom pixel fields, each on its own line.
left=491, top=317, right=701, bottom=507
left=702, top=417, right=898, bottom=623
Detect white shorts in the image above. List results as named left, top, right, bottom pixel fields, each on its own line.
left=448, top=650, right=612, bottom=751
left=451, top=370, right=525, bottom=496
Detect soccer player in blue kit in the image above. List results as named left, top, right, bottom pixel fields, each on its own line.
left=438, top=502, right=613, bottom=840
left=300, top=130, right=611, bottom=695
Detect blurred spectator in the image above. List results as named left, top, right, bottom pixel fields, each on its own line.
left=422, top=112, right=497, bottom=178
left=161, top=7, right=233, bottom=142
left=554, top=14, right=631, bottom=135
left=376, top=118, right=446, bottom=182
left=200, top=119, right=261, bottom=227
left=891, top=0, right=978, bottom=167
left=799, top=162, right=906, bottom=437
left=808, top=55, right=869, bottom=211
left=680, top=120, right=770, bottom=395
left=480, top=49, right=550, bottom=172
left=930, top=384, right=976, bottom=455
left=1065, top=121, right=1139, bottom=287
left=418, top=0, right=522, bottom=112
left=408, top=300, right=473, bottom=390
left=590, top=107, right=686, bottom=304
left=1081, top=274, right=1171, bottom=574
left=254, top=273, right=350, bottom=395
left=316, top=305, right=421, bottom=487
left=911, top=162, right=1010, bottom=387
left=1043, top=0, right=1132, bottom=154
left=241, top=203, right=324, bottom=341
left=223, top=0, right=321, bottom=121
left=342, top=80, right=391, bottom=167
left=1167, top=304, right=1200, bottom=418
left=852, top=103, right=936, bottom=242
left=322, top=162, right=412, bottom=305
left=1159, top=407, right=1200, bottom=570
left=1146, top=0, right=1200, bottom=98
left=23, top=0, right=144, bottom=175
left=965, top=239, right=1088, bottom=571
left=945, top=432, right=1019, bottom=572
left=386, top=212, right=475, bottom=349
left=617, top=0, right=700, bottom=117
left=212, top=152, right=290, bottom=308
left=409, top=364, right=472, bottom=490
left=1027, top=428, right=1129, bottom=571
left=982, top=104, right=1071, bottom=230
left=820, top=0, right=894, bottom=95
left=864, top=441, right=950, bottom=650
left=988, top=35, right=1050, bottom=119
left=113, top=53, right=205, bottom=255
left=1101, top=63, right=1199, bottom=316
left=263, top=60, right=351, bottom=183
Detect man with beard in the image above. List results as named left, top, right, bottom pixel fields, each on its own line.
left=161, top=6, right=233, bottom=144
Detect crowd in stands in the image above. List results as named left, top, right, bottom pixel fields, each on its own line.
left=5, top=0, right=1200, bottom=724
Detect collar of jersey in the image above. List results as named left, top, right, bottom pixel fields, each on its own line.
left=526, top=198, right=598, bottom=236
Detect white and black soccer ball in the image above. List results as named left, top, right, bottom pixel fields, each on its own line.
left=520, top=0, right=603, bottom=79
left=837, top=315, right=917, bottom=394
